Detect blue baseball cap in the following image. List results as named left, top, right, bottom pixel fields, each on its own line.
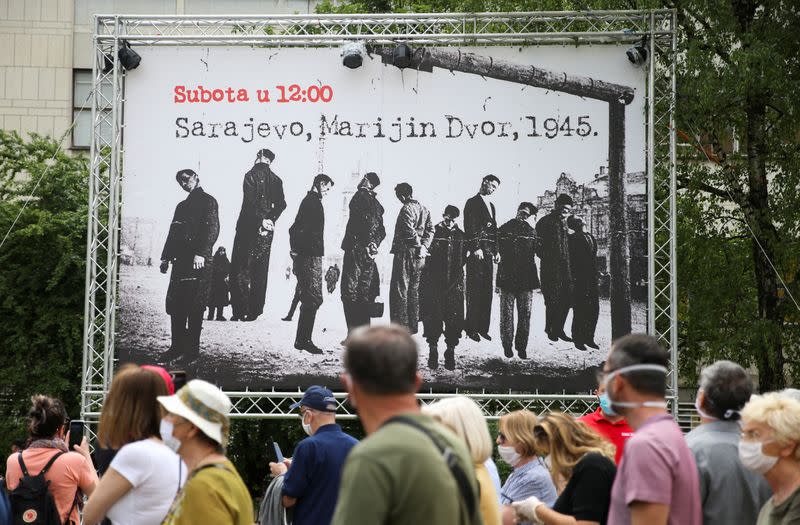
left=290, top=386, right=337, bottom=413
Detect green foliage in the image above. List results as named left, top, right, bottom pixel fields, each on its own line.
left=673, top=0, right=800, bottom=388
left=0, top=130, right=90, bottom=449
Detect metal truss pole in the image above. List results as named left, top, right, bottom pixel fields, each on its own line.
left=84, top=10, right=678, bottom=419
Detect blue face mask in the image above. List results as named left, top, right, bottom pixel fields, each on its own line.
left=599, top=393, right=618, bottom=417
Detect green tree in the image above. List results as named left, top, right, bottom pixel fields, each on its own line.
left=671, top=0, right=800, bottom=390
left=0, top=130, right=90, bottom=448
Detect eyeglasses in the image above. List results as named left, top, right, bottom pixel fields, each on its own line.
left=497, top=432, right=507, bottom=444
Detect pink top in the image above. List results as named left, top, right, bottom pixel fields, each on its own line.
left=6, top=448, right=98, bottom=524
left=608, top=413, right=702, bottom=525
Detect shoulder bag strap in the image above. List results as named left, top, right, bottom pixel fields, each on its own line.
left=385, top=416, right=477, bottom=519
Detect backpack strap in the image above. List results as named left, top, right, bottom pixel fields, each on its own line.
left=16, top=451, right=65, bottom=478
left=384, top=415, right=477, bottom=519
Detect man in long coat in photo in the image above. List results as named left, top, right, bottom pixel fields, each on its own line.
left=497, top=202, right=540, bottom=359
left=463, top=174, right=500, bottom=342
left=160, top=169, right=220, bottom=363
left=567, top=215, right=600, bottom=350
left=288, top=174, right=334, bottom=354
left=341, top=172, right=385, bottom=333
left=230, top=148, right=287, bottom=321
left=389, top=182, right=434, bottom=334
left=420, top=205, right=467, bottom=371
left=535, top=193, right=574, bottom=342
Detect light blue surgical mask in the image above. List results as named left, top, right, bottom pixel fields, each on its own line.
left=599, top=393, right=617, bottom=417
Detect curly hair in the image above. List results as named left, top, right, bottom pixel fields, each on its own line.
left=534, top=412, right=615, bottom=487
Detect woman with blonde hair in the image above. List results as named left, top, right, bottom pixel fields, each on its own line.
left=83, top=364, right=186, bottom=525
left=424, top=396, right=502, bottom=525
left=496, top=410, right=557, bottom=524
left=739, top=392, right=800, bottom=524
left=511, top=412, right=616, bottom=525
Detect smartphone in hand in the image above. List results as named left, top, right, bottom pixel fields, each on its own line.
left=68, top=420, right=85, bottom=450
left=273, top=441, right=284, bottom=463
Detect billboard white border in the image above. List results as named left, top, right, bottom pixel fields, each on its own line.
left=81, top=10, right=677, bottom=421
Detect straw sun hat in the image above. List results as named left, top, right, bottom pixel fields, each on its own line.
left=158, top=379, right=232, bottom=447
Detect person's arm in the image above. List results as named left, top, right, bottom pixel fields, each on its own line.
left=83, top=468, right=133, bottom=525
left=421, top=210, right=434, bottom=251
left=629, top=502, right=669, bottom=525
left=395, top=204, right=417, bottom=247
left=72, top=436, right=98, bottom=496
left=280, top=443, right=311, bottom=507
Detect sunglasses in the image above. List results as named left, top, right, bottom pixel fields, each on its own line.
left=497, top=432, right=507, bottom=444
left=533, top=425, right=548, bottom=440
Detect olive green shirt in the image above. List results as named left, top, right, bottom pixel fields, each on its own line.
left=756, top=485, right=800, bottom=525
left=161, top=459, right=252, bottom=525
left=331, top=412, right=484, bottom=525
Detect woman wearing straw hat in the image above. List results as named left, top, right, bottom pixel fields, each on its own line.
left=158, top=379, right=253, bottom=525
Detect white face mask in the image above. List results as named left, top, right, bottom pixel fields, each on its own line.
left=301, top=412, right=313, bottom=436
left=603, top=364, right=669, bottom=413
left=498, top=445, right=522, bottom=467
left=160, top=419, right=182, bottom=454
left=738, top=440, right=779, bottom=475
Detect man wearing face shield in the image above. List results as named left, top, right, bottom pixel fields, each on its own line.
left=603, top=333, right=702, bottom=525
left=288, top=174, right=335, bottom=354
left=535, top=193, right=574, bottom=343
left=684, top=361, right=771, bottom=525
left=269, top=386, right=357, bottom=525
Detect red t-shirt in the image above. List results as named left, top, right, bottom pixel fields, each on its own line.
left=578, top=408, right=634, bottom=464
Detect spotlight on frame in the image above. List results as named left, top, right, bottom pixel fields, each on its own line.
left=341, top=42, right=367, bottom=69
left=118, top=41, right=142, bottom=71
left=626, top=41, right=648, bottom=67
left=392, top=43, right=413, bottom=69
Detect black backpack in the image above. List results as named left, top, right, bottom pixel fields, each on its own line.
left=9, top=452, right=73, bottom=525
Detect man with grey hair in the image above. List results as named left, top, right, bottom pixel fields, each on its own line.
left=685, top=360, right=771, bottom=525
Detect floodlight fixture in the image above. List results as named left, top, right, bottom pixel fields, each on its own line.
left=392, top=43, right=413, bottom=69
left=341, top=42, right=367, bottom=69
left=118, top=41, right=141, bottom=71
left=626, top=41, right=648, bottom=67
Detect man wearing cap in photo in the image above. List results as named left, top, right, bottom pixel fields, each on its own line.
left=230, top=148, right=287, bottom=322
left=463, top=174, right=500, bottom=342
left=289, top=174, right=335, bottom=354
left=567, top=215, right=600, bottom=350
left=269, top=386, right=358, bottom=525
left=535, top=193, right=574, bottom=343
left=389, top=182, right=434, bottom=334
left=158, top=379, right=253, bottom=525
left=497, top=202, right=540, bottom=359
left=341, top=172, right=386, bottom=333
left=159, top=169, right=220, bottom=364
left=420, top=205, right=467, bottom=370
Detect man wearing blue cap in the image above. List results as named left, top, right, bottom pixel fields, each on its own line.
left=269, top=386, right=358, bottom=525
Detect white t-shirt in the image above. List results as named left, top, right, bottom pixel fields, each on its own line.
left=106, top=438, right=187, bottom=525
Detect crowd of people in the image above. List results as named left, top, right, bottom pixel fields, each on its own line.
left=2, top=327, right=800, bottom=525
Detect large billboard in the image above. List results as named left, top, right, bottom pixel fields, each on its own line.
left=118, top=44, right=647, bottom=392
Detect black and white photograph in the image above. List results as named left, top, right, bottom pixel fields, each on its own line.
left=117, top=45, right=647, bottom=392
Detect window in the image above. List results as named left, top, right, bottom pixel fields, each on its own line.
left=72, top=70, right=113, bottom=149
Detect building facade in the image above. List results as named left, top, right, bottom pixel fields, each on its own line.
left=0, top=0, right=320, bottom=147
left=536, top=168, right=647, bottom=301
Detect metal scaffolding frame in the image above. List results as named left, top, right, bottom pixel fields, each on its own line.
left=82, top=10, right=677, bottom=421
